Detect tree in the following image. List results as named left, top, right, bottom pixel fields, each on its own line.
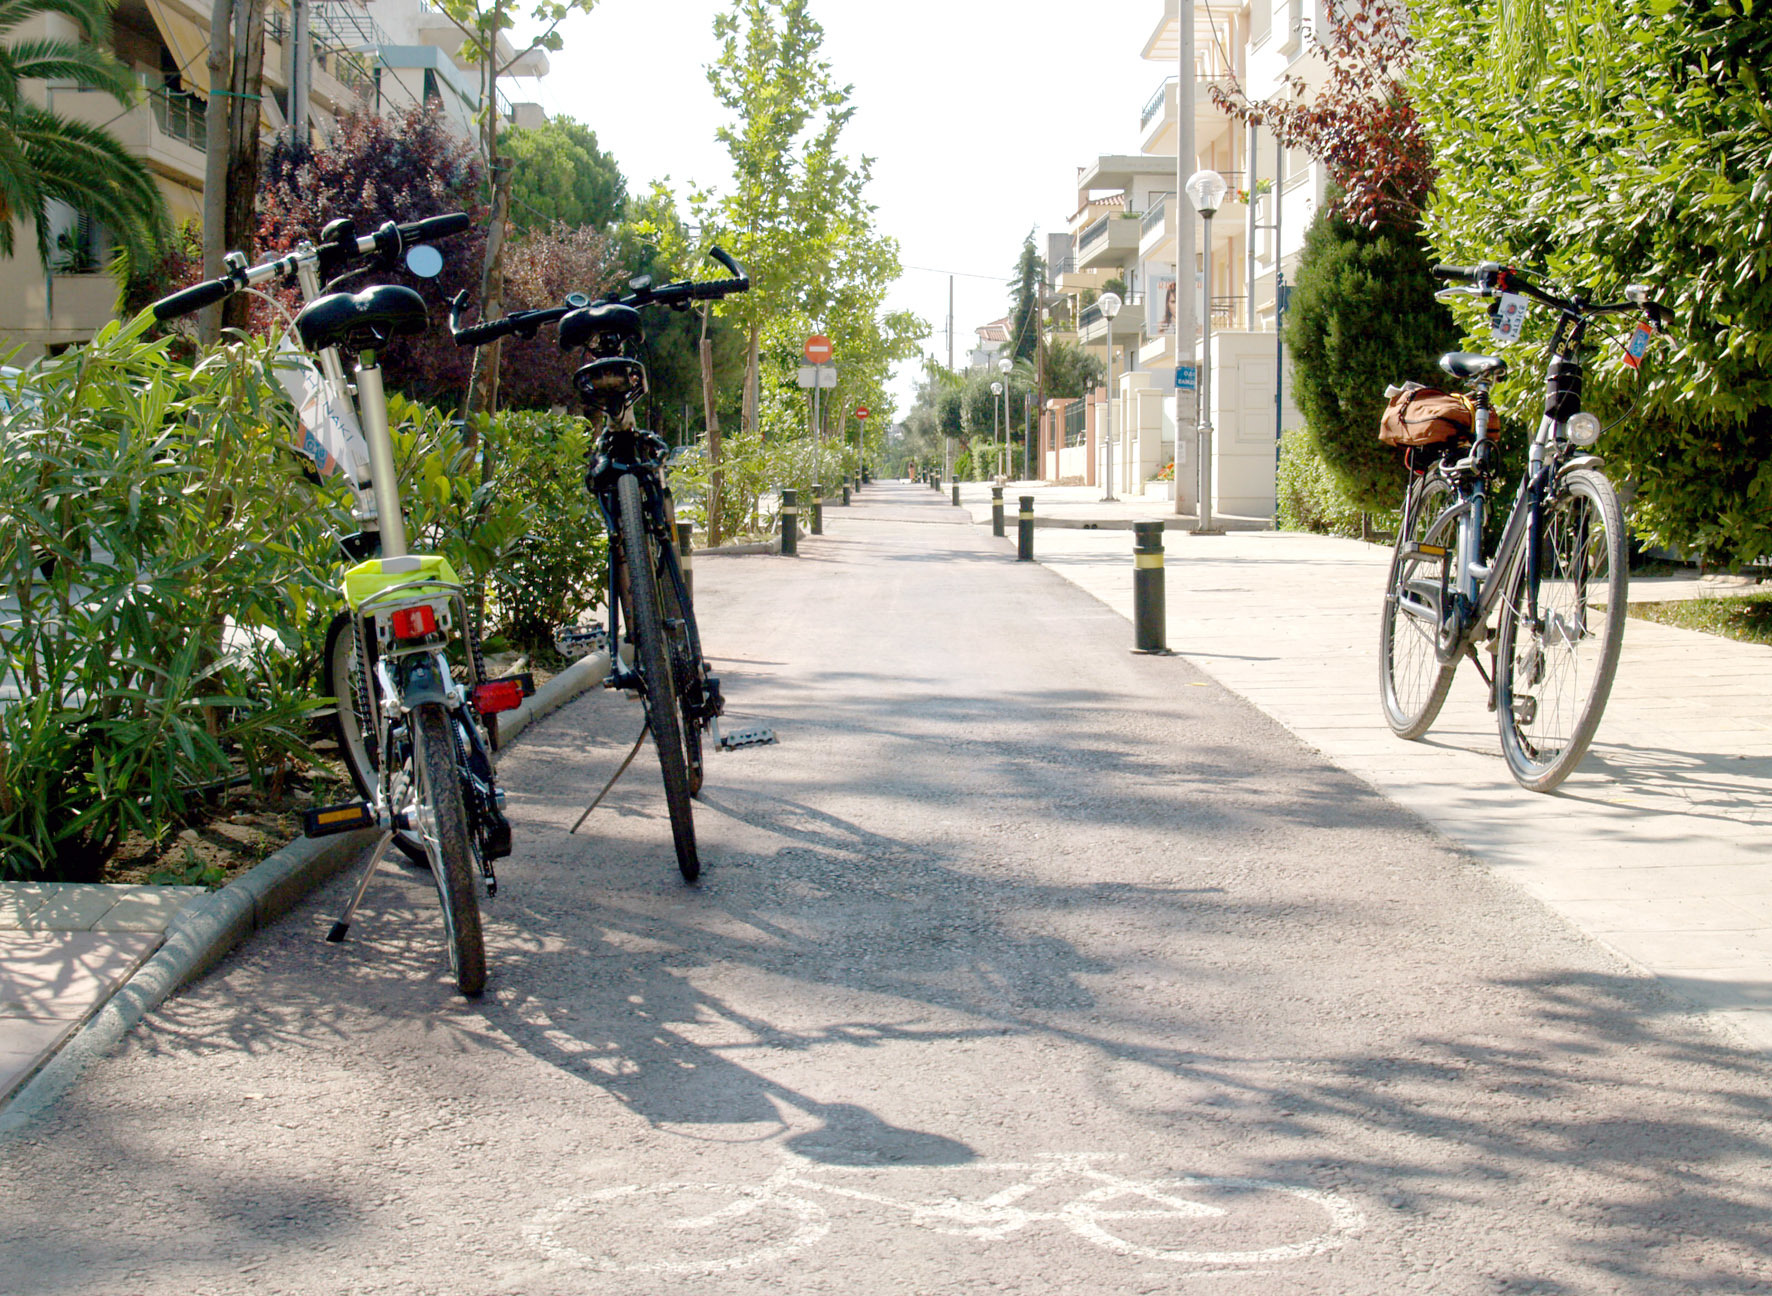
left=701, top=0, right=921, bottom=446
left=1285, top=207, right=1459, bottom=512
left=0, top=0, right=165, bottom=268
left=258, top=105, right=488, bottom=404
left=1413, top=0, right=1772, bottom=566
left=1041, top=338, right=1103, bottom=399
left=505, top=115, right=626, bottom=232
left=1006, top=234, right=1042, bottom=365
left=432, top=0, right=603, bottom=422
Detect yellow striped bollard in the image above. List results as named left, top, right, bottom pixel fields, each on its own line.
left=1132, top=521, right=1171, bottom=654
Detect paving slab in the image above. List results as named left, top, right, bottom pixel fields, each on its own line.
left=946, top=489, right=1772, bottom=1056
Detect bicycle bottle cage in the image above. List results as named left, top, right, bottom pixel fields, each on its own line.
left=295, top=285, right=428, bottom=354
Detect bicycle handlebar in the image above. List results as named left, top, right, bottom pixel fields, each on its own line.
left=150, top=213, right=472, bottom=322
left=1432, top=259, right=1673, bottom=333
left=450, top=246, right=752, bottom=349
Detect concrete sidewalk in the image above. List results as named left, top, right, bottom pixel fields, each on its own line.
left=949, top=478, right=1772, bottom=1053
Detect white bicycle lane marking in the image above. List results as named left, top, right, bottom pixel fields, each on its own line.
left=522, top=1152, right=1367, bottom=1276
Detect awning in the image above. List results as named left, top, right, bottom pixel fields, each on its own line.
left=146, top=0, right=212, bottom=95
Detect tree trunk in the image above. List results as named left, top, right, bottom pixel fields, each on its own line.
left=699, top=309, right=723, bottom=548
left=220, top=0, right=267, bottom=333
left=743, top=322, right=760, bottom=439
left=199, top=0, right=232, bottom=345
left=463, top=156, right=512, bottom=435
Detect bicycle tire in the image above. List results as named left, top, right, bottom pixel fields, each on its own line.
left=413, top=701, right=487, bottom=995
left=324, top=611, right=428, bottom=865
left=617, top=472, right=700, bottom=881
left=1379, top=473, right=1459, bottom=739
left=656, top=540, right=706, bottom=798
left=1494, top=466, right=1627, bottom=792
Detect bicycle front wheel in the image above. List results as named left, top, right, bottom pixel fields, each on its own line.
left=1379, top=473, right=1459, bottom=739
left=656, top=539, right=706, bottom=798
left=617, top=472, right=700, bottom=882
left=413, top=702, right=487, bottom=995
left=1494, top=467, right=1627, bottom=792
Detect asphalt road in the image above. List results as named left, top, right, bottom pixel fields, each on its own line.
left=3, top=482, right=1770, bottom=1295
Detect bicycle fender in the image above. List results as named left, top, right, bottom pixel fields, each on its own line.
left=1557, top=454, right=1605, bottom=479
left=394, top=655, right=452, bottom=709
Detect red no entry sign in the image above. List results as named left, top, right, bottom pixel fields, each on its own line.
left=804, top=334, right=833, bottom=364
left=855, top=406, right=869, bottom=420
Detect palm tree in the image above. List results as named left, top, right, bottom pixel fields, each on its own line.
left=0, top=0, right=166, bottom=269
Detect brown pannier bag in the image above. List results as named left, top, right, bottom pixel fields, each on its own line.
left=1378, top=382, right=1473, bottom=447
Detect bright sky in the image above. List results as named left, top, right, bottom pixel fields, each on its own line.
left=514, top=0, right=1167, bottom=417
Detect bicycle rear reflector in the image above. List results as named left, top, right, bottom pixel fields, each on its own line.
left=474, top=676, right=532, bottom=714
left=390, top=605, right=437, bottom=640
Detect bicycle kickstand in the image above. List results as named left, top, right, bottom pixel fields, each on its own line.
left=569, top=721, right=651, bottom=834
left=326, top=830, right=397, bottom=943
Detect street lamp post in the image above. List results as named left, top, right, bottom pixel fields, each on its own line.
left=1185, top=169, right=1227, bottom=534
left=997, top=355, right=1014, bottom=479
left=990, top=380, right=1003, bottom=482
left=1098, top=290, right=1122, bottom=501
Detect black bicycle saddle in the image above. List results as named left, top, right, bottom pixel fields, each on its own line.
left=295, top=285, right=428, bottom=354
left=1439, top=351, right=1509, bottom=382
left=559, top=302, right=642, bottom=354
left=573, top=357, right=647, bottom=412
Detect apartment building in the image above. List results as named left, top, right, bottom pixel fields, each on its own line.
left=1040, top=0, right=1327, bottom=518
left=1, top=0, right=545, bottom=360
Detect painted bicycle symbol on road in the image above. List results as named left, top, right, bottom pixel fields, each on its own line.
left=523, top=1152, right=1366, bottom=1276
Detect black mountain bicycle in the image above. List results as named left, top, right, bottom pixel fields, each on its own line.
left=1379, top=261, right=1671, bottom=792
left=450, top=249, right=751, bottom=880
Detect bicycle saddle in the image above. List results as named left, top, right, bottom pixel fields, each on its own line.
left=295, top=285, right=428, bottom=354
left=559, top=303, right=642, bottom=354
left=1439, top=351, right=1508, bottom=382
left=574, top=357, right=647, bottom=412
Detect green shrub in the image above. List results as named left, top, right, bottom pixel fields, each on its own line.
left=1286, top=206, right=1462, bottom=514
left=1277, top=429, right=1398, bottom=537
left=1412, top=0, right=1772, bottom=568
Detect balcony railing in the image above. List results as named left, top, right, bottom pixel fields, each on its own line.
left=1140, top=78, right=1173, bottom=130
left=1079, top=295, right=1143, bottom=334
left=1141, top=195, right=1173, bottom=237
left=1063, top=399, right=1087, bottom=448
left=1079, top=214, right=1110, bottom=253
left=1211, top=295, right=1246, bottom=328
left=149, top=88, right=207, bottom=152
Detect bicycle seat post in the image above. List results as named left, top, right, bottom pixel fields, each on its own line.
left=354, top=347, right=407, bottom=558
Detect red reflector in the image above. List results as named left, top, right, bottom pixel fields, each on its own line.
left=474, top=679, right=525, bottom=714
left=390, top=605, right=437, bottom=639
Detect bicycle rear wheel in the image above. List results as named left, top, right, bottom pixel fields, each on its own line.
left=1379, top=473, right=1459, bottom=739
left=325, top=611, right=428, bottom=865
left=1494, top=467, right=1627, bottom=792
left=413, top=701, right=486, bottom=995
left=617, top=472, right=700, bottom=882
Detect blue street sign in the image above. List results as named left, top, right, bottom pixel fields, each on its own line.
left=1175, top=364, right=1198, bottom=392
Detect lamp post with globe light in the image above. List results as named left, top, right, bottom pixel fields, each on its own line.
left=990, top=380, right=1003, bottom=481
left=1185, top=168, right=1227, bottom=533
left=997, top=355, right=1014, bottom=478
left=1098, top=290, right=1123, bottom=501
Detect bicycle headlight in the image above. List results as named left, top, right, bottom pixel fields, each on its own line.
left=1565, top=411, right=1603, bottom=446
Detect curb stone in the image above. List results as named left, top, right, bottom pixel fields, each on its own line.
left=0, top=652, right=610, bottom=1133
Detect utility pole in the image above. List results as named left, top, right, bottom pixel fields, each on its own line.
left=1173, top=1, right=1198, bottom=520
left=290, top=0, right=310, bottom=142
left=947, top=274, right=954, bottom=373
left=700, top=304, right=723, bottom=546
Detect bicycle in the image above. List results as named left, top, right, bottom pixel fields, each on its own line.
left=1379, top=261, right=1672, bottom=791
left=152, top=214, right=529, bottom=995
left=520, top=1153, right=1367, bottom=1276
left=449, top=248, right=752, bottom=882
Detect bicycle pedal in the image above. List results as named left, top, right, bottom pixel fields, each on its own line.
left=718, top=725, right=777, bottom=751
left=303, top=802, right=375, bottom=838
left=481, top=817, right=512, bottom=860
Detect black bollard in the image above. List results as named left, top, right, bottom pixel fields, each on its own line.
left=951, top=481, right=961, bottom=507
left=780, top=488, right=799, bottom=556
left=676, top=521, right=694, bottom=601
left=842, top=484, right=851, bottom=506
left=1017, top=495, right=1035, bottom=562
left=991, top=485, right=1005, bottom=538
left=811, top=485, right=824, bottom=536
left=1132, top=521, right=1171, bottom=654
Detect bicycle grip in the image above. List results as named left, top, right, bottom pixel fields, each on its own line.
left=151, top=277, right=235, bottom=321
left=453, top=318, right=510, bottom=348
left=691, top=278, right=751, bottom=300
left=1431, top=264, right=1478, bottom=282
left=400, top=212, right=471, bottom=245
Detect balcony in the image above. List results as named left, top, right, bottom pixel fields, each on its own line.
left=1079, top=295, right=1146, bottom=345
left=58, top=88, right=205, bottom=186
left=1077, top=212, right=1144, bottom=270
